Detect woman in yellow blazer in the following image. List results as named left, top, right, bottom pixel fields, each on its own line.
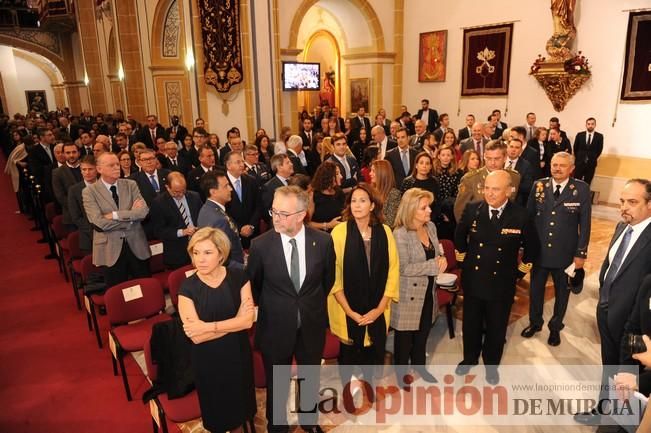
left=328, top=183, right=399, bottom=399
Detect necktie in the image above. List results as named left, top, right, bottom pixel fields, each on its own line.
left=289, top=238, right=300, bottom=292
left=600, top=227, right=634, bottom=306
left=529, top=127, right=534, bottom=139
left=110, top=185, right=119, bottom=207
left=150, top=174, right=159, bottom=192
left=401, top=150, right=409, bottom=175
left=342, top=157, right=351, bottom=179
left=171, top=158, right=177, bottom=167
left=44, top=145, right=53, bottom=162
left=490, top=209, right=499, bottom=223
left=587, top=133, right=592, bottom=147
left=475, top=140, right=481, bottom=154
left=151, top=129, right=156, bottom=143
left=177, top=199, right=191, bottom=227
left=234, top=178, right=242, bottom=201
left=86, top=146, right=92, bottom=155
left=507, top=160, right=513, bottom=170
left=553, top=184, right=561, bottom=199
left=307, top=132, right=311, bottom=143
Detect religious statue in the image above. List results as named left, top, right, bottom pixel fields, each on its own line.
left=547, top=0, right=577, bottom=62
left=319, top=69, right=335, bottom=108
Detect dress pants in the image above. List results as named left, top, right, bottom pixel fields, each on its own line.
left=104, top=239, right=151, bottom=288
left=394, top=285, right=434, bottom=367
left=262, top=327, right=322, bottom=433
left=529, top=266, right=571, bottom=332
left=597, top=305, right=621, bottom=403
left=575, top=162, right=597, bottom=186
left=461, top=295, right=513, bottom=367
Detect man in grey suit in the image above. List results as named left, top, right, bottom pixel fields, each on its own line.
left=82, top=152, right=151, bottom=287
left=68, top=156, right=98, bottom=254
left=52, top=142, right=82, bottom=230
left=459, top=122, right=488, bottom=162
left=196, top=170, right=245, bottom=267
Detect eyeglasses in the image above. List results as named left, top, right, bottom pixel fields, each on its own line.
left=140, top=157, right=156, bottom=162
left=268, top=208, right=305, bottom=220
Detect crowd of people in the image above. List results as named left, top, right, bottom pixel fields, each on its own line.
left=1, top=100, right=650, bottom=433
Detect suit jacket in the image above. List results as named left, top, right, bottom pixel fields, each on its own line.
left=197, top=200, right=245, bottom=266
left=433, top=127, right=447, bottom=143
left=216, top=144, right=232, bottom=167
left=458, top=126, right=472, bottom=141
left=385, top=147, right=418, bottom=188
left=247, top=227, right=336, bottom=359
left=186, top=167, right=211, bottom=201
left=573, top=131, right=604, bottom=167
left=82, top=178, right=151, bottom=267
left=150, top=191, right=202, bottom=268
left=522, top=140, right=544, bottom=179
left=79, top=145, right=94, bottom=157
left=415, top=109, right=439, bottom=132
left=351, top=116, right=371, bottom=142
left=244, top=162, right=272, bottom=186
left=226, top=173, right=261, bottom=233
left=599, top=222, right=651, bottom=344
left=409, top=133, right=427, bottom=150
left=52, top=165, right=80, bottom=224
left=527, top=177, right=591, bottom=268
left=261, top=176, right=286, bottom=223
left=129, top=169, right=171, bottom=207
left=165, top=125, right=188, bottom=143
left=547, top=138, right=572, bottom=156
left=512, top=158, right=535, bottom=206
left=138, top=125, right=168, bottom=149
left=27, top=143, right=54, bottom=202
left=328, top=154, right=359, bottom=189
left=391, top=223, right=443, bottom=330
left=621, top=275, right=651, bottom=365
left=299, top=130, right=316, bottom=150
left=68, top=181, right=93, bottom=253
left=179, top=147, right=200, bottom=170
left=459, top=137, right=488, bottom=156
left=455, top=200, right=539, bottom=300
left=160, top=155, right=190, bottom=175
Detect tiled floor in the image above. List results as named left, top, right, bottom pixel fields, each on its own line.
left=140, top=206, right=624, bottom=433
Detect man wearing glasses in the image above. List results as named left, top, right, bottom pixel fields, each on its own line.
left=248, top=186, right=336, bottom=433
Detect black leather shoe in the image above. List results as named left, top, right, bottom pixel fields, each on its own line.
left=573, top=409, right=601, bottom=425
left=548, top=330, right=561, bottom=346
left=455, top=362, right=476, bottom=376
left=485, top=367, right=500, bottom=385
left=415, top=367, right=438, bottom=383
left=520, top=325, right=542, bottom=338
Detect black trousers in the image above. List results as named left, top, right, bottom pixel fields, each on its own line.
left=529, top=265, right=571, bottom=332
left=262, top=328, right=322, bottom=433
left=104, top=240, right=151, bottom=288
left=461, top=295, right=513, bottom=367
left=394, top=285, right=434, bottom=367
left=597, top=305, right=621, bottom=403
left=574, top=162, right=597, bottom=186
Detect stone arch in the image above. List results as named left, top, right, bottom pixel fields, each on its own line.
left=151, top=0, right=185, bottom=64
left=288, top=0, right=385, bottom=52
left=0, top=33, right=69, bottom=81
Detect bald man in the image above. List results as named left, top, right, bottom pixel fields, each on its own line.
left=150, top=171, right=202, bottom=269
left=454, top=170, right=539, bottom=384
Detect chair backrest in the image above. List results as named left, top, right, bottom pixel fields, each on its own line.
left=143, top=328, right=158, bottom=381
left=44, top=202, right=58, bottom=224
left=80, top=255, right=103, bottom=280
left=148, top=240, right=165, bottom=274
left=67, top=231, right=83, bottom=260
left=51, top=215, right=69, bottom=240
left=168, top=264, right=195, bottom=308
left=105, top=278, right=165, bottom=326
left=440, top=239, right=457, bottom=271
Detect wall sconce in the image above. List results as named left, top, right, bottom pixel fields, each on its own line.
left=83, top=72, right=89, bottom=86
left=185, top=51, right=195, bottom=71
left=118, top=65, right=125, bottom=81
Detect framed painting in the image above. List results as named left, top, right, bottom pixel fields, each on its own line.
left=461, top=23, right=513, bottom=96
left=621, top=11, right=651, bottom=100
left=350, top=78, right=369, bottom=113
left=418, top=30, right=447, bottom=82
left=25, top=90, right=48, bottom=113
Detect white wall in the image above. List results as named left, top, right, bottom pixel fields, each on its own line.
left=0, top=46, right=56, bottom=114
left=402, top=0, right=651, bottom=159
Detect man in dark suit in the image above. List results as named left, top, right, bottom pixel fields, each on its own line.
left=522, top=152, right=591, bottom=346
left=287, top=135, right=317, bottom=177
left=575, top=178, right=651, bottom=425
left=186, top=146, right=215, bottom=201
left=433, top=113, right=450, bottom=142
left=524, top=112, right=538, bottom=142
left=68, top=156, right=98, bottom=254
left=165, top=115, right=188, bottom=144
left=224, top=151, right=260, bottom=249
left=243, top=144, right=272, bottom=186
left=459, top=123, right=488, bottom=162
left=331, top=106, right=345, bottom=133
left=510, top=126, right=543, bottom=180
left=262, top=154, right=294, bottom=223
left=299, top=117, right=316, bottom=150
left=458, top=114, right=475, bottom=141
left=386, top=127, right=417, bottom=188
left=150, top=172, right=201, bottom=269
left=493, top=109, right=508, bottom=130
left=52, top=142, right=82, bottom=230
left=196, top=170, right=245, bottom=267
left=160, top=141, right=189, bottom=175
left=505, top=138, right=535, bottom=206
left=247, top=185, right=336, bottom=433
left=573, top=117, right=603, bottom=186
left=129, top=149, right=171, bottom=207
left=415, top=98, right=439, bottom=132
left=216, top=128, right=237, bottom=166
left=28, top=128, right=56, bottom=203
left=454, top=170, right=538, bottom=384
left=371, top=125, right=397, bottom=160
left=409, top=119, right=428, bottom=150
left=328, top=133, right=360, bottom=193
left=79, top=131, right=95, bottom=157
left=138, top=114, right=168, bottom=149
left=351, top=106, right=371, bottom=143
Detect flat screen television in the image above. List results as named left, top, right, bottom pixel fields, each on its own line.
left=282, top=62, right=320, bottom=91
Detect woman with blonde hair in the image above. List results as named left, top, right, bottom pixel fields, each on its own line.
left=391, top=188, right=447, bottom=383
left=178, top=227, right=256, bottom=433
left=369, top=159, right=402, bottom=227
left=320, top=136, right=334, bottom=162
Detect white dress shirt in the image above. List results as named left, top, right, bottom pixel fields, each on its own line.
left=280, top=225, right=307, bottom=287
left=606, top=216, right=651, bottom=278
left=488, top=200, right=508, bottom=219
left=551, top=178, right=569, bottom=195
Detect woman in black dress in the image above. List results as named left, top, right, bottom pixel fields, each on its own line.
left=350, top=127, right=370, bottom=166
left=400, top=152, right=442, bottom=222
left=307, top=160, right=345, bottom=232
left=432, top=144, right=464, bottom=239
left=178, top=227, right=256, bottom=433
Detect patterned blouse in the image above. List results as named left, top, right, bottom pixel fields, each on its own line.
left=434, top=167, right=464, bottom=201
left=383, top=188, right=402, bottom=228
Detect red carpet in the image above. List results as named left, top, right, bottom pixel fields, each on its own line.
left=0, top=164, right=155, bottom=432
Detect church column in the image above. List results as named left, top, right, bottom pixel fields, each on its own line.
left=75, top=0, right=108, bottom=113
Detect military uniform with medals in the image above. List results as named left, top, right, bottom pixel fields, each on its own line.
left=455, top=200, right=539, bottom=368
left=453, top=167, right=521, bottom=222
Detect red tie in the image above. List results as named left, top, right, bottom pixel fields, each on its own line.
left=151, top=129, right=156, bottom=142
